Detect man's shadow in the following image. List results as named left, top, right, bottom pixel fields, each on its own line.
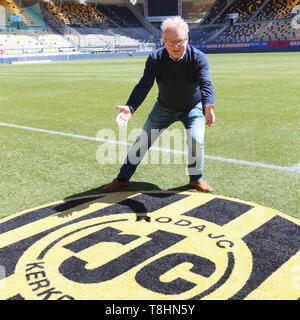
left=64, top=181, right=161, bottom=200
left=55, top=181, right=192, bottom=220
left=64, top=181, right=191, bottom=200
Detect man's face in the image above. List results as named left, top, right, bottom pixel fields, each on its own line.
left=163, top=27, right=188, bottom=60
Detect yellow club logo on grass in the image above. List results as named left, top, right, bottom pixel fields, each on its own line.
left=0, top=191, right=299, bottom=300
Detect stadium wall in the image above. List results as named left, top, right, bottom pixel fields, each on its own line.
left=0, top=50, right=153, bottom=64
left=1, top=41, right=300, bottom=64
left=198, top=40, right=300, bottom=54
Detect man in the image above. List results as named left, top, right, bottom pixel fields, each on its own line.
left=103, top=16, right=215, bottom=193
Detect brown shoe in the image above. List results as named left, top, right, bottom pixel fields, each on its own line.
left=189, top=179, right=213, bottom=193
left=103, top=178, right=129, bottom=193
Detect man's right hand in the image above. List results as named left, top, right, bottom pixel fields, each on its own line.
left=115, top=105, right=132, bottom=127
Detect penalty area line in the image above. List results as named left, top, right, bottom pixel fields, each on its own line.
left=0, top=122, right=299, bottom=174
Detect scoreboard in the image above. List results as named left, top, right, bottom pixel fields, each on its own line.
left=144, top=0, right=182, bottom=22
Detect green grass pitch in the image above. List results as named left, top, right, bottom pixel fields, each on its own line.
left=0, top=52, right=299, bottom=219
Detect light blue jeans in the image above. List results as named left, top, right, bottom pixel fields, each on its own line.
left=117, top=100, right=205, bottom=183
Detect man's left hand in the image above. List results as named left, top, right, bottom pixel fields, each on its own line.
left=204, top=107, right=215, bottom=127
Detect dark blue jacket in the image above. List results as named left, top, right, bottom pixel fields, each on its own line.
left=126, top=44, right=215, bottom=112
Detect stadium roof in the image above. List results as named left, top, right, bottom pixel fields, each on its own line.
left=82, top=0, right=217, bottom=5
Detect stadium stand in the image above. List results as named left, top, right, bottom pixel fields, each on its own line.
left=211, top=22, right=266, bottom=43
left=0, top=0, right=44, bottom=29
left=40, top=1, right=81, bottom=27
left=0, top=0, right=299, bottom=57
left=257, top=20, right=300, bottom=41
left=0, top=29, right=75, bottom=51
left=60, top=1, right=114, bottom=28
left=189, top=25, right=225, bottom=45
left=189, top=0, right=300, bottom=45
left=214, top=0, right=264, bottom=24
left=200, top=0, right=228, bottom=25
left=0, top=30, right=39, bottom=49
left=0, top=0, right=155, bottom=53
left=97, top=4, right=143, bottom=28
left=0, top=0, right=77, bottom=52
left=255, top=0, right=300, bottom=20
left=43, top=1, right=156, bottom=50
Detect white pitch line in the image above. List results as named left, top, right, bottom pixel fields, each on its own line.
left=290, top=162, right=300, bottom=173
left=0, top=122, right=299, bottom=173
